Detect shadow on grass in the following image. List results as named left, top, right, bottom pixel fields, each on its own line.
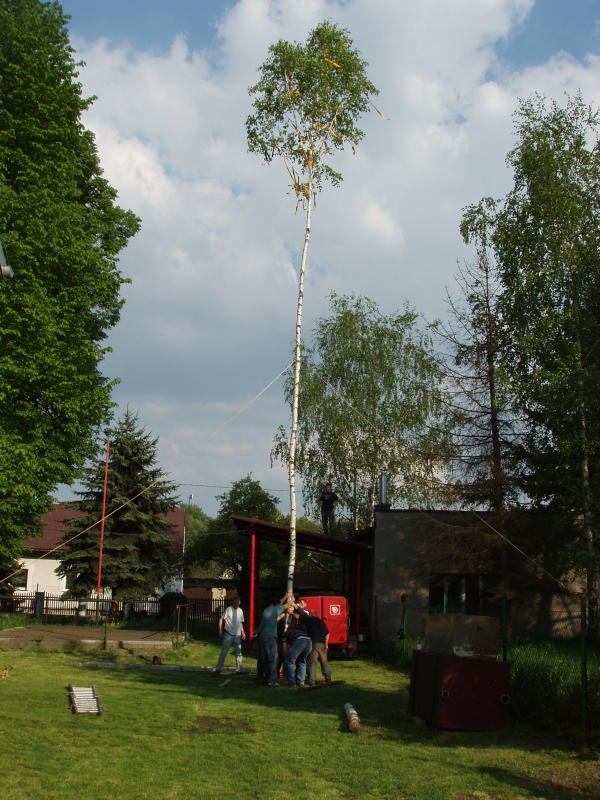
left=80, top=654, right=584, bottom=755
left=476, top=764, right=600, bottom=800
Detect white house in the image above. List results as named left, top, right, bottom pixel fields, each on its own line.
left=16, top=504, right=186, bottom=596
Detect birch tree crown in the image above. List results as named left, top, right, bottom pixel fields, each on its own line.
left=246, top=21, right=379, bottom=199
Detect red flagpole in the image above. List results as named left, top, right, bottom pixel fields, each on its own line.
left=96, top=438, right=111, bottom=597
left=249, top=530, right=256, bottom=644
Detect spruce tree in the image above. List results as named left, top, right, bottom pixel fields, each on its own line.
left=434, top=254, right=519, bottom=512
left=58, top=411, right=179, bottom=598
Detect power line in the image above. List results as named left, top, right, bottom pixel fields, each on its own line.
left=301, top=358, right=576, bottom=594
left=178, top=482, right=289, bottom=493
left=0, top=361, right=293, bottom=587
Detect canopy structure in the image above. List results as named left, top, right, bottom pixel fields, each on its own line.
left=230, top=514, right=369, bottom=643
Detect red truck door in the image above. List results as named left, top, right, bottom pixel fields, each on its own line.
left=300, top=597, right=322, bottom=618
left=322, top=596, right=348, bottom=645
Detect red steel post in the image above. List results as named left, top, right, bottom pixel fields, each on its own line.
left=96, top=438, right=111, bottom=597
left=249, top=530, right=256, bottom=643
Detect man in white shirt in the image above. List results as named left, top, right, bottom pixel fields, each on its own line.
left=214, top=596, right=246, bottom=675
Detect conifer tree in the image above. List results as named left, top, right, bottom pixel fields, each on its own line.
left=57, top=411, right=179, bottom=598
left=434, top=254, right=519, bottom=512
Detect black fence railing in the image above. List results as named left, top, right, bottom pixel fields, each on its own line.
left=0, top=593, right=226, bottom=624
left=390, top=594, right=599, bottom=749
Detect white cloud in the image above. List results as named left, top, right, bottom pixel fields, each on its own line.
left=59, top=0, right=600, bottom=515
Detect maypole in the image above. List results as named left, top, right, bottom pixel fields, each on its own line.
left=287, top=170, right=313, bottom=594
left=96, top=437, right=110, bottom=597
left=246, top=21, right=379, bottom=595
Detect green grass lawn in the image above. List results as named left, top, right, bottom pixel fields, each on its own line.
left=0, top=630, right=598, bottom=800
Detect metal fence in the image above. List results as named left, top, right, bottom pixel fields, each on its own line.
left=501, top=595, right=599, bottom=749
left=0, top=593, right=226, bottom=625
left=391, top=593, right=598, bottom=749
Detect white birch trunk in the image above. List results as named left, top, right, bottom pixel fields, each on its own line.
left=287, top=174, right=313, bottom=595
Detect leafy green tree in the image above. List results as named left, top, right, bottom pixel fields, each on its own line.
left=182, top=503, right=211, bottom=536
left=462, top=93, right=600, bottom=626
left=247, top=21, right=379, bottom=590
left=0, top=0, right=140, bottom=581
left=184, top=475, right=287, bottom=600
left=273, top=293, right=450, bottom=529
left=57, top=411, right=179, bottom=598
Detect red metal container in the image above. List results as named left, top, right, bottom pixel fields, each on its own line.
left=408, top=649, right=510, bottom=731
left=299, top=596, right=349, bottom=645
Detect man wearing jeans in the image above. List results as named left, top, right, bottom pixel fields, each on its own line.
left=282, top=625, right=312, bottom=686
left=214, top=596, right=245, bottom=675
left=257, top=592, right=293, bottom=685
left=305, top=610, right=332, bottom=686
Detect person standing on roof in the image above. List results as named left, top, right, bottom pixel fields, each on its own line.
left=320, top=483, right=339, bottom=536
left=214, top=596, right=245, bottom=676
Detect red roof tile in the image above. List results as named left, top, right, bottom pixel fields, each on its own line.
left=23, top=504, right=185, bottom=553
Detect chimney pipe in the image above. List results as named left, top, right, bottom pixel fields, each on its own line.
left=378, top=473, right=388, bottom=506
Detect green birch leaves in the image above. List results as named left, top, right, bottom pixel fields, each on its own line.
left=247, top=21, right=379, bottom=198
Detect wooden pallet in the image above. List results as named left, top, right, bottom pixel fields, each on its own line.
left=68, top=683, right=103, bottom=715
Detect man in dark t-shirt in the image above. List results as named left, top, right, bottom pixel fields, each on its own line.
left=305, top=610, right=332, bottom=686
left=293, top=598, right=309, bottom=632
left=320, top=483, right=338, bottom=536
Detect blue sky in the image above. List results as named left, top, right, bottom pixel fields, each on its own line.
left=62, top=0, right=600, bottom=71
left=53, top=0, right=600, bottom=516
left=498, top=0, right=600, bottom=67
left=62, top=0, right=233, bottom=54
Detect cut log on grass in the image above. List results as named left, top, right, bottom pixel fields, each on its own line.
left=344, top=702, right=361, bottom=733
left=73, top=663, right=257, bottom=673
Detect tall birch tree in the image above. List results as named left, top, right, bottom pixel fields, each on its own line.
left=246, top=22, right=378, bottom=593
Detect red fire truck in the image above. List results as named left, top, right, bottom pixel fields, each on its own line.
left=298, top=595, right=356, bottom=656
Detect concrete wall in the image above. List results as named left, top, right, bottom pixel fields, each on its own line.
left=373, top=510, right=437, bottom=642
left=372, top=509, right=582, bottom=645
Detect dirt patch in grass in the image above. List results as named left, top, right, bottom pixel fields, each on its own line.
left=469, top=762, right=600, bottom=799
left=452, top=794, right=494, bottom=800
left=187, top=716, right=254, bottom=734
left=535, top=763, right=600, bottom=795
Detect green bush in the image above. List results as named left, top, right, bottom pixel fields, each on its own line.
left=386, top=635, right=600, bottom=744
left=0, top=612, right=27, bottom=630
left=508, top=640, right=600, bottom=742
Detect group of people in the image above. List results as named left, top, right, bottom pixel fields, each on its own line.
left=212, top=482, right=338, bottom=683
left=213, top=592, right=332, bottom=687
